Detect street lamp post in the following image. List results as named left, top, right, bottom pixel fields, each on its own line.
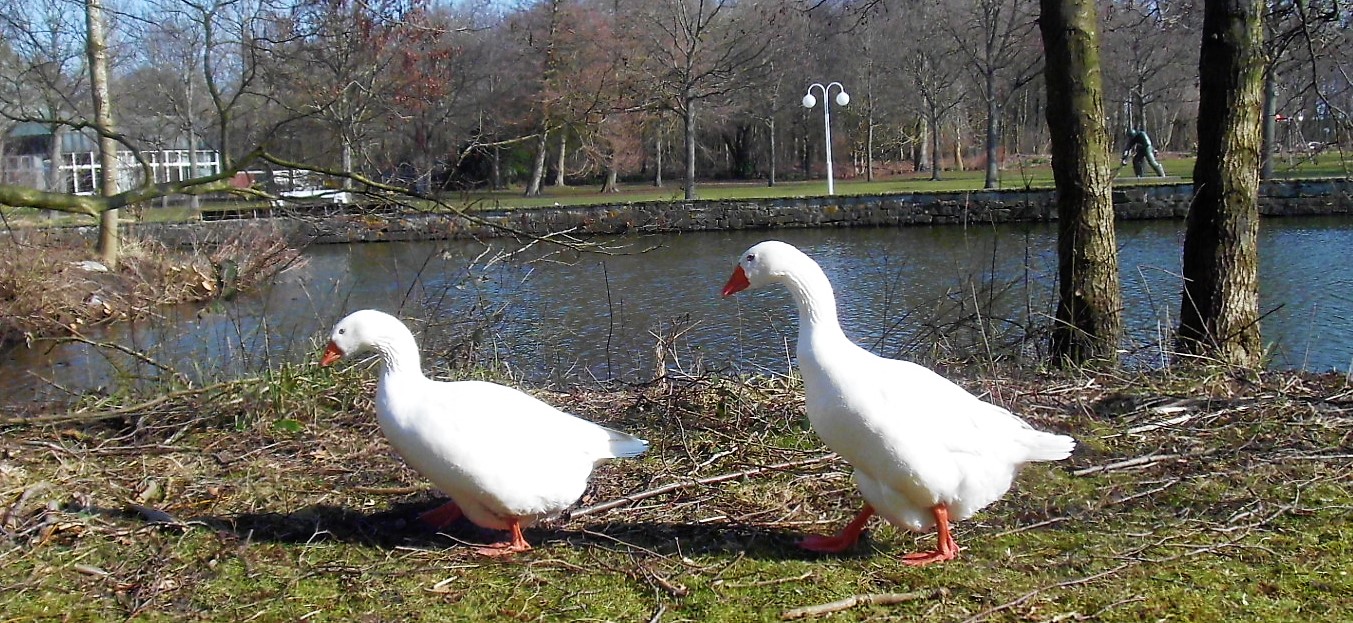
left=802, top=82, right=850, bottom=195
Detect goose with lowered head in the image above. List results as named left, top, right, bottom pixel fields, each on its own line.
left=319, top=309, right=649, bottom=556
left=722, top=241, right=1075, bottom=565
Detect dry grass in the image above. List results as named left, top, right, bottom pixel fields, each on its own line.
left=0, top=231, right=303, bottom=348
left=1, top=367, right=1350, bottom=621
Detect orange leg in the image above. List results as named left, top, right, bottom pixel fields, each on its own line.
left=475, top=517, right=533, bottom=557
left=418, top=501, right=464, bottom=530
left=799, top=504, right=876, bottom=553
left=901, top=504, right=960, bottom=566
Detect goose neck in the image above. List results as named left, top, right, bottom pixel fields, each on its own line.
left=783, top=268, right=842, bottom=331
left=372, top=333, right=424, bottom=378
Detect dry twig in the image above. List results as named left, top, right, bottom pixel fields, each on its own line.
left=781, top=588, right=949, bottom=620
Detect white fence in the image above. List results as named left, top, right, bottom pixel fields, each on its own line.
left=0, top=149, right=221, bottom=195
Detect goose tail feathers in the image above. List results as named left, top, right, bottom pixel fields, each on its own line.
left=603, top=427, right=650, bottom=458
left=1024, top=432, right=1076, bottom=462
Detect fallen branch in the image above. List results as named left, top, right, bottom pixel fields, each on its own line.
left=569, top=454, right=837, bottom=519
left=781, top=588, right=948, bottom=620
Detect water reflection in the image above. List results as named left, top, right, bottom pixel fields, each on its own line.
left=4, top=216, right=1351, bottom=404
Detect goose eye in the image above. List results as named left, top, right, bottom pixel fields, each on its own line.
left=745, top=254, right=755, bottom=262
left=338, top=328, right=346, bottom=335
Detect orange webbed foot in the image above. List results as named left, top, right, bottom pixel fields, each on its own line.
left=798, top=532, right=862, bottom=553
left=797, top=504, right=875, bottom=554
left=900, top=547, right=958, bottom=566
left=474, top=541, right=533, bottom=557
left=900, top=504, right=960, bottom=566
left=418, top=501, right=464, bottom=530
left=473, top=517, right=532, bottom=557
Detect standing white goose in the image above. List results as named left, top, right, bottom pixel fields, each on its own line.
left=319, top=309, right=648, bottom=556
left=721, top=241, right=1075, bottom=565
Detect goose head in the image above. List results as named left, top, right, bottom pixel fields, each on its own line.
left=721, top=240, right=813, bottom=296
left=319, top=309, right=410, bottom=366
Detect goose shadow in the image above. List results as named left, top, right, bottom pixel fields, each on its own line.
left=98, top=499, right=879, bottom=561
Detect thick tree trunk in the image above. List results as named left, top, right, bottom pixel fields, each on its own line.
left=87, top=0, right=120, bottom=268
left=1177, top=0, right=1265, bottom=367
left=1260, top=67, right=1275, bottom=180
left=1040, top=0, right=1123, bottom=365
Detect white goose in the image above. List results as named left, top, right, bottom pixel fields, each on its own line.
left=722, top=241, right=1075, bottom=565
left=319, top=309, right=648, bottom=556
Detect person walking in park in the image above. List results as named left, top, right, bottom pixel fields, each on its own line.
left=1121, top=129, right=1166, bottom=177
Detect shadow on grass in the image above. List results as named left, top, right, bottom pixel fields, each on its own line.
left=94, top=498, right=857, bottom=561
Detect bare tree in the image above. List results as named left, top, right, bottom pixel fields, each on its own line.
left=85, top=0, right=121, bottom=265
left=901, top=0, right=966, bottom=181
left=0, top=0, right=89, bottom=204
left=946, top=0, right=1041, bottom=189
left=1176, top=0, right=1265, bottom=367
left=1102, top=1, right=1201, bottom=149
left=1040, top=0, right=1123, bottom=365
left=634, top=0, right=776, bottom=200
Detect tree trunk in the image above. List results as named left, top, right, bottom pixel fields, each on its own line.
left=187, top=126, right=201, bottom=211
left=525, top=129, right=548, bottom=197
left=683, top=96, right=697, bottom=200
left=1260, top=67, right=1275, bottom=180
left=341, top=135, right=354, bottom=190
left=953, top=124, right=965, bottom=172
left=914, top=118, right=928, bottom=173
left=1040, top=0, right=1122, bottom=365
left=553, top=131, right=567, bottom=186
left=767, top=116, right=777, bottom=187
left=984, top=69, right=1000, bottom=189
left=654, top=132, right=664, bottom=187
left=87, top=0, right=119, bottom=268
left=928, top=111, right=942, bottom=181
left=865, top=115, right=875, bottom=182
left=491, top=145, right=502, bottom=190
left=1177, top=0, right=1264, bottom=367
left=601, top=153, right=619, bottom=193
left=45, top=124, right=65, bottom=219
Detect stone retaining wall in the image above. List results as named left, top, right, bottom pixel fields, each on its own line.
left=20, top=178, right=1353, bottom=248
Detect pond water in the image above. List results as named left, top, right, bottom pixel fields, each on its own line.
left=4, top=215, right=1352, bottom=405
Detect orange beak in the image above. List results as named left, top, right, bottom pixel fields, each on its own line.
left=319, top=341, right=344, bottom=366
left=722, top=265, right=750, bottom=297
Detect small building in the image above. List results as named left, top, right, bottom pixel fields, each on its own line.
left=1, top=122, right=222, bottom=196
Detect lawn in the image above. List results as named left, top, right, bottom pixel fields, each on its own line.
left=2, top=367, right=1349, bottom=621
left=4, top=151, right=1349, bottom=226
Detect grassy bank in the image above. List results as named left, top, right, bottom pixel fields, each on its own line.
left=0, top=230, right=304, bottom=348
left=2, top=367, right=1349, bottom=621
left=4, top=151, right=1348, bottom=224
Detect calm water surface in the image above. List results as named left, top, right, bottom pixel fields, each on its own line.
left=4, top=216, right=1351, bottom=403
